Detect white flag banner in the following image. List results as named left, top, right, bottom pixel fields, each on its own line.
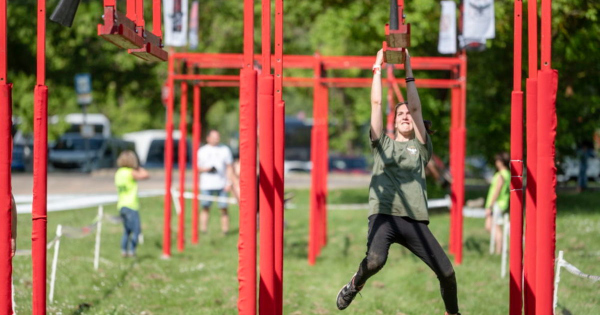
left=438, top=1, right=457, bottom=54
left=163, top=0, right=189, bottom=47
left=189, top=1, right=199, bottom=49
left=463, top=0, right=495, bottom=40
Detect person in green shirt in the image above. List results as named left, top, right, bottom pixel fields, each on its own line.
left=485, top=152, right=510, bottom=254
left=336, top=49, right=460, bottom=315
left=115, top=150, right=149, bottom=257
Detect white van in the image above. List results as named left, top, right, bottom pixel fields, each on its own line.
left=123, top=129, right=191, bottom=168
left=50, top=113, right=112, bottom=138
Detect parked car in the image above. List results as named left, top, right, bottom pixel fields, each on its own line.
left=123, top=129, right=191, bottom=168
left=558, top=156, right=600, bottom=183
left=328, top=155, right=369, bottom=174
left=11, top=143, right=33, bottom=172
left=49, top=133, right=134, bottom=172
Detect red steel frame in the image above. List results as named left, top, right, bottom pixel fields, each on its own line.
left=0, top=0, right=13, bottom=313
left=524, top=0, right=538, bottom=313
left=509, top=1, right=524, bottom=315
left=535, top=0, right=558, bottom=313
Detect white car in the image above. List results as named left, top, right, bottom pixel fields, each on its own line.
left=558, top=156, right=600, bottom=183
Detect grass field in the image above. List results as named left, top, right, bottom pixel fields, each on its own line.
left=12, top=188, right=600, bottom=314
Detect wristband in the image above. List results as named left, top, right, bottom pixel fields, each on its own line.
left=405, top=77, right=415, bottom=83
left=372, top=64, right=381, bottom=75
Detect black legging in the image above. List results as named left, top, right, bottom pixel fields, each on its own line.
left=354, top=214, right=459, bottom=314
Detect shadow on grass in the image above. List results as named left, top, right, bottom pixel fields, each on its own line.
left=285, top=239, right=308, bottom=259
left=464, top=235, right=485, bottom=256
left=71, top=256, right=149, bottom=315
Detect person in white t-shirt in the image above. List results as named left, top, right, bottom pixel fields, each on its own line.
left=198, top=130, right=237, bottom=234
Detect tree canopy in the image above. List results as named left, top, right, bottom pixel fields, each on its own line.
left=6, top=0, right=599, bottom=161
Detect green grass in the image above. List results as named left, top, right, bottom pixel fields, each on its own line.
left=12, top=189, right=600, bottom=314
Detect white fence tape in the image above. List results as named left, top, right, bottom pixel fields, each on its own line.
left=554, top=250, right=600, bottom=312
left=14, top=190, right=164, bottom=214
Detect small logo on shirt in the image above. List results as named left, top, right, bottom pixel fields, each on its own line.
left=407, top=146, right=418, bottom=155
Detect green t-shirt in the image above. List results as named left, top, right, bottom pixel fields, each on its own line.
left=485, top=169, right=510, bottom=211
left=115, top=167, right=139, bottom=211
left=368, top=132, right=433, bottom=222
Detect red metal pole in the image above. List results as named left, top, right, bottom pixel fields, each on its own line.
left=524, top=0, right=538, bottom=313
left=535, top=0, right=558, bottom=313
left=33, top=0, right=48, bottom=313
left=153, top=0, right=162, bottom=37
left=238, top=0, right=257, bottom=313
left=273, top=0, right=284, bottom=314
left=319, top=82, right=329, bottom=249
left=453, top=51, right=467, bottom=265
left=449, top=83, right=460, bottom=255
left=163, top=53, right=175, bottom=258
left=135, top=0, right=144, bottom=27
left=178, top=81, right=188, bottom=252
left=0, top=0, right=12, bottom=311
left=192, top=84, right=201, bottom=244
left=509, top=2, right=524, bottom=315
left=126, top=0, right=136, bottom=22
left=258, top=0, right=276, bottom=313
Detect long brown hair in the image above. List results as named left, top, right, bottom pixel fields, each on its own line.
left=393, top=102, right=435, bottom=135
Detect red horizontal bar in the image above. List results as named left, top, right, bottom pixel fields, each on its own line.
left=171, top=74, right=240, bottom=81
left=173, top=75, right=459, bottom=89
left=172, top=53, right=460, bottom=71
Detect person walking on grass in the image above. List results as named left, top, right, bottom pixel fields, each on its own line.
left=484, top=152, right=510, bottom=254
left=198, top=130, right=237, bottom=235
left=115, top=150, right=149, bottom=257
left=336, top=49, right=460, bottom=315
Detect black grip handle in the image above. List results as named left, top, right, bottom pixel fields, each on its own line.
left=49, top=0, right=82, bottom=27
left=389, top=0, right=399, bottom=30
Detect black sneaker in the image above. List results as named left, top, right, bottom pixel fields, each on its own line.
left=336, top=275, right=362, bottom=310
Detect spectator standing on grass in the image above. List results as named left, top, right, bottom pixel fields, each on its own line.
left=115, top=151, right=149, bottom=257
left=484, top=152, right=510, bottom=255
left=198, top=130, right=237, bottom=235
left=336, top=49, right=460, bottom=315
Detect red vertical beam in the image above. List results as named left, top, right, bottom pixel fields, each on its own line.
left=192, top=85, right=201, bottom=244
left=535, top=0, right=558, bottom=313
left=524, top=0, right=538, bottom=313
left=308, top=55, right=322, bottom=265
left=126, top=0, right=136, bottom=22
left=135, top=0, right=144, bottom=27
left=238, top=0, right=258, bottom=313
left=509, top=1, right=524, bottom=315
left=0, top=0, right=12, bottom=311
left=273, top=0, right=284, bottom=314
left=449, top=83, right=460, bottom=255
left=153, top=0, right=162, bottom=37
left=178, top=81, right=188, bottom=252
left=454, top=51, right=467, bottom=265
left=163, top=53, right=175, bottom=258
left=258, top=0, right=276, bottom=313
left=33, top=0, right=48, bottom=313
left=319, top=82, right=329, bottom=249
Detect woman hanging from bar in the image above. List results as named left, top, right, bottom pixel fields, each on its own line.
left=336, top=49, right=460, bottom=315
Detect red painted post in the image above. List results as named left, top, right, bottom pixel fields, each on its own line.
left=192, top=84, right=201, bottom=244
left=153, top=0, right=162, bottom=38
left=449, top=84, right=460, bottom=255
left=535, top=0, right=558, bottom=313
left=0, top=0, right=12, bottom=312
left=163, top=53, right=175, bottom=258
left=0, top=88, right=12, bottom=315
left=178, top=81, right=188, bottom=252
left=273, top=0, right=284, bottom=314
left=454, top=51, right=467, bottom=265
left=308, top=110, right=318, bottom=265
left=258, top=0, right=276, bottom=313
left=509, top=1, right=524, bottom=315
left=238, top=0, right=258, bottom=313
left=523, top=0, right=538, bottom=311
left=319, top=82, right=329, bottom=249
left=33, top=0, right=48, bottom=312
